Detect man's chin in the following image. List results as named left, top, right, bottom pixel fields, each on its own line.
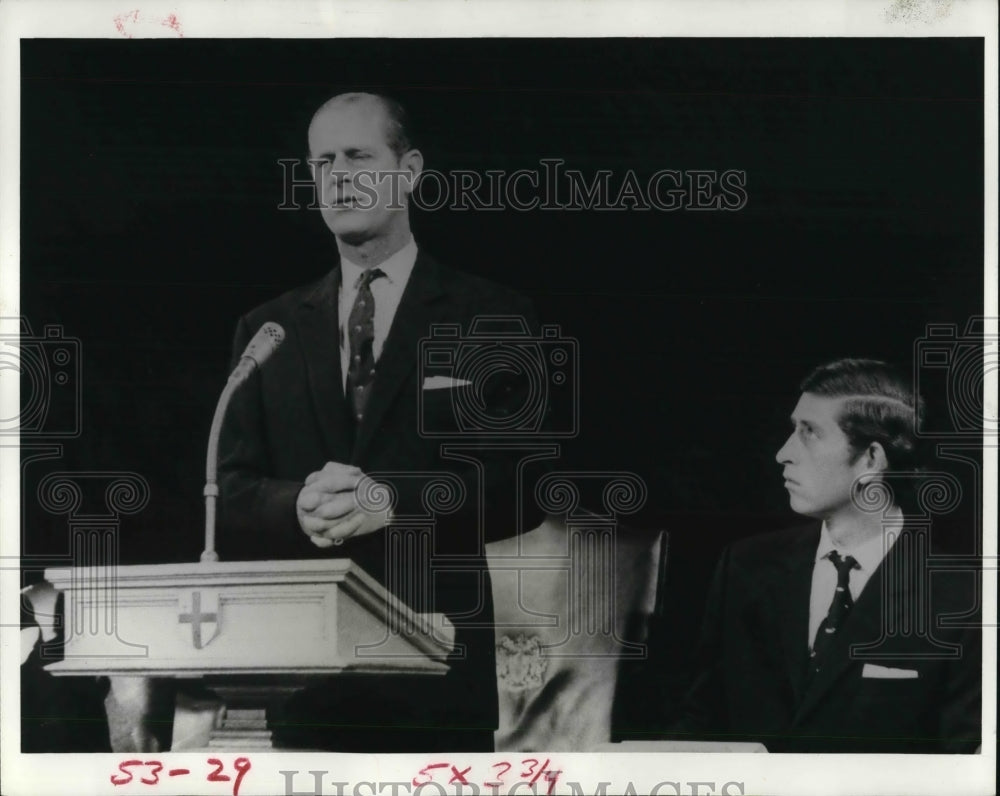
left=334, top=228, right=375, bottom=247
left=787, top=496, right=820, bottom=518
left=322, top=215, right=375, bottom=246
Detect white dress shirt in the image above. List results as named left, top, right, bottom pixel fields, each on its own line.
left=338, top=237, right=418, bottom=391
left=807, top=512, right=902, bottom=649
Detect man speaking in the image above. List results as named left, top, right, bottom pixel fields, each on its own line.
left=217, top=92, right=545, bottom=751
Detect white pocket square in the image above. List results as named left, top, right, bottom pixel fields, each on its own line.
left=862, top=663, right=919, bottom=679
left=422, top=376, right=472, bottom=390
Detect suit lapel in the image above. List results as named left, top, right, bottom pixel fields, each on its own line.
left=351, top=252, right=448, bottom=461
left=293, top=266, right=353, bottom=461
left=767, top=524, right=821, bottom=706
left=793, top=524, right=915, bottom=722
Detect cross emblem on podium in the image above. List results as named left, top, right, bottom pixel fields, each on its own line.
left=178, top=591, right=218, bottom=649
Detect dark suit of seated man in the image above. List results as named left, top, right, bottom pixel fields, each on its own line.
left=218, top=92, right=547, bottom=752
left=666, top=358, right=981, bottom=753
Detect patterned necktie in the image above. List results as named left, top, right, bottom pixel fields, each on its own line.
left=345, top=267, right=385, bottom=425
left=809, top=550, right=860, bottom=672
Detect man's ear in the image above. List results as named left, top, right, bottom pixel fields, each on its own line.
left=398, top=148, right=424, bottom=193
left=857, top=441, right=889, bottom=482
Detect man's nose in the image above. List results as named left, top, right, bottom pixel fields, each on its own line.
left=775, top=434, right=794, bottom=464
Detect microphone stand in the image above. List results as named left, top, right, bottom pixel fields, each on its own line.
left=200, top=322, right=284, bottom=563
left=201, top=375, right=243, bottom=563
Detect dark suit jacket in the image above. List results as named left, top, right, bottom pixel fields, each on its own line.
left=217, top=251, right=547, bottom=751
left=671, top=522, right=981, bottom=753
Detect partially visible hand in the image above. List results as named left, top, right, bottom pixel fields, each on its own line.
left=296, top=462, right=390, bottom=547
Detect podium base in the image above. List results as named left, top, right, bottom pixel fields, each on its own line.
left=203, top=678, right=306, bottom=751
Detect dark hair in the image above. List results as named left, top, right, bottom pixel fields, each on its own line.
left=313, top=92, right=414, bottom=157
left=800, top=358, right=925, bottom=510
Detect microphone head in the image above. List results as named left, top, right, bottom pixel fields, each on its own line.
left=240, top=321, right=286, bottom=368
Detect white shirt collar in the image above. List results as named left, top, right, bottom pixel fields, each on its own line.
left=340, top=236, right=418, bottom=289
left=816, top=511, right=902, bottom=573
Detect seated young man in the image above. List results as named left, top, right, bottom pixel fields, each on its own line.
left=668, top=358, right=981, bottom=753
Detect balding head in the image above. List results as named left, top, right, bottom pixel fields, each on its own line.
left=310, top=92, right=413, bottom=157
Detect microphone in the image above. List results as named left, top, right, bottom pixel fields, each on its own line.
left=229, top=321, right=285, bottom=384
left=201, top=322, right=286, bottom=563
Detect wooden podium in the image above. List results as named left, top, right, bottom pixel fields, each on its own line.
left=43, top=559, right=454, bottom=749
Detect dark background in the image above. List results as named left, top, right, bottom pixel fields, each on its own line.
left=18, top=39, right=985, bottom=692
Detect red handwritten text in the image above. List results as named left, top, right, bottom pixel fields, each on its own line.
left=413, top=759, right=562, bottom=795
left=110, top=757, right=250, bottom=796
left=112, top=9, right=184, bottom=38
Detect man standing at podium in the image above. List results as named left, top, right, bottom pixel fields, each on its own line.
left=218, top=92, right=545, bottom=751
left=669, top=358, right=981, bottom=752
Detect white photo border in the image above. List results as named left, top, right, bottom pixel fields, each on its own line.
left=1, top=1, right=996, bottom=795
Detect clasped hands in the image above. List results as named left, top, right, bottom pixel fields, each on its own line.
left=296, top=461, right=391, bottom=548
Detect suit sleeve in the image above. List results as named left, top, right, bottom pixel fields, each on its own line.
left=669, top=546, right=731, bottom=738
left=217, top=315, right=314, bottom=561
